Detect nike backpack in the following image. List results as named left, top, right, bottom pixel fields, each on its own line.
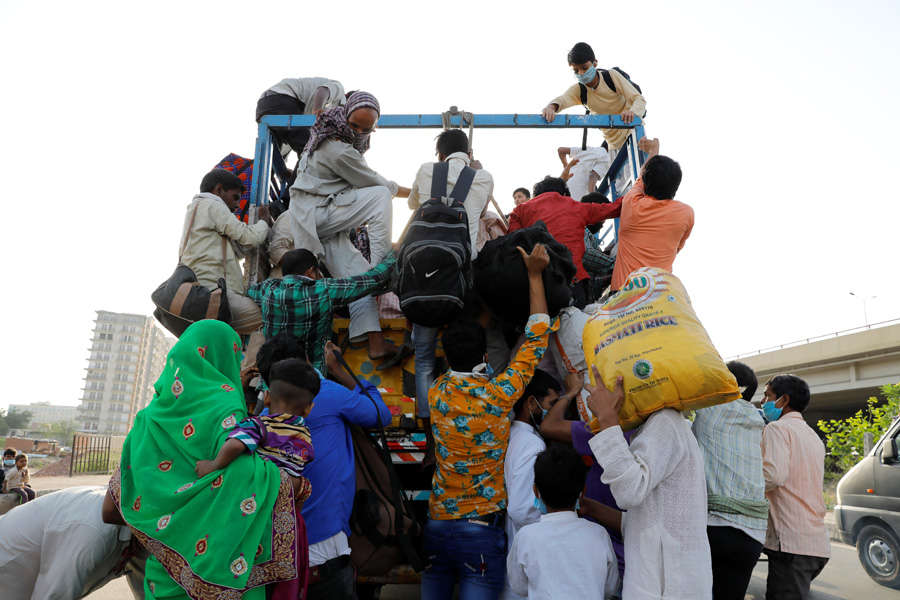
left=396, top=161, right=475, bottom=327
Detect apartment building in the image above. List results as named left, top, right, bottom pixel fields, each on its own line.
left=7, top=402, right=78, bottom=427
left=78, top=311, right=174, bottom=434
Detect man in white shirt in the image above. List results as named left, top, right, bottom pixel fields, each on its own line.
left=406, top=129, right=495, bottom=422
left=0, top=486, right=144, bottom=599
left=179, top=169, right=272, bottom=334
left=585, top=368, right=713, bottom=600
left=507, top=445, right=619, bottom=600
left=502, top=370, right=560, bottom=600
left=557, top=146, right=611, bottom=201
left=256, top=76, right=346, bottom=154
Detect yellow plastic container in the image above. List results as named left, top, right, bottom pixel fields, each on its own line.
left=582, top=268, right=740, bottom=431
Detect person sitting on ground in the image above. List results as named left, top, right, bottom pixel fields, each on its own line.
left=585, top=368, right=713, bottom=599
left=541, top=42, right=646, bottom=152
left=760, top=374, right=830, bottom=599
left=557, top=145, right=611, bottom=201
left=0, top=448, right=15, bottom=491
left=254, top=333, right=392, bottom=600
left=512, top=187, right=531, bottom=206
left=407, top=129, right=495, bottom=424
left=502, top=369, right=561, bottom=600
left=609, top=137, right=693, bottom=291
left=256, top=77, right=346, bottom=155
left=422, top=244, right=556, bottom=600
left=289, top=91, right=410, bottom=364
left=692, top=361, right=768, bottom=600
left=246, top=247, right=395, bottom=375
left=508, top=176, right=621, bottom=308
left=0, top=485, right=145, bottom=599
left=3, top=453, right=35, bottom=504
left=506, top=445, right=619, bottom=600
left=179, top=168, right=273, bottom=334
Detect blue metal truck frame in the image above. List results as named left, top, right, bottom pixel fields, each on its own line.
left=250, top=111, right=646, bottom=218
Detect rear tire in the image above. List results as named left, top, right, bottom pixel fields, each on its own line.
left=857, top=524, right=900, bottom=588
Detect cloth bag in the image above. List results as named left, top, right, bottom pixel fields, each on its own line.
left=151, top=203, right=232, bottom=337
left=582, top=267, right=741, bottom=430
left=474, top=222, right=576, bottom=327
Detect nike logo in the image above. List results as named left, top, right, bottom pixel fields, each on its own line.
left=425, top=270, right=439, bottom=278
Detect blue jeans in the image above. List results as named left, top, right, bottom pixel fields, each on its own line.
left=413, top=324, right=438, bottom=418
left=421, top=518, right=507, bottom=600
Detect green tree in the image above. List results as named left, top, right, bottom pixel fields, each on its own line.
left=818, top=383, right=900, bottom=476
left=45, top=421, right=79, bottom=445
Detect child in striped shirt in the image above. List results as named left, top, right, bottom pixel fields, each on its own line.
left=196, top=357, right=316, bottom=502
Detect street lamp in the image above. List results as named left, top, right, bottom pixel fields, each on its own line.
left=849, top=292, right=877, bottom=326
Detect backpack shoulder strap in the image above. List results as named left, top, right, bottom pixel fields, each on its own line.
left=449, top=166, right=476, bottom=204
left=579, top=84, right=590, bottom=150
left=601, top=69, right=616, bottom=93
left=430, top=161, right=450, bottom=200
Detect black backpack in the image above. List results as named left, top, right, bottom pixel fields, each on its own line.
left=578, top=67, right=644, bottom=150
left=396, top=161, right=475, bottom=327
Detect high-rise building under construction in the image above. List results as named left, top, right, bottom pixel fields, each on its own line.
left=78, top=311, right=174, bottom=434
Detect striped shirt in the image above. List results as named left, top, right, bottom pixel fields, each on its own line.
left=692, top=401, right=768, bottom=542
left=246, top=253, right=395, bottom=373
left=761, top=412, right=831, bottom=558
left=228, top=413, right=314, bottom=478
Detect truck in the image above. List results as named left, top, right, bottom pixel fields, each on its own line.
left=246, top=107, right=647, bottom=594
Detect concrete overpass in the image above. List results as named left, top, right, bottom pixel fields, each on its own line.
left=733, top=319, right=900, bottom=425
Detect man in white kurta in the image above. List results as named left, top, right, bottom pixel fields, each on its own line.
left=0, top=486, right=143, bottom=599
left=586, top=375, right=712, bottom=599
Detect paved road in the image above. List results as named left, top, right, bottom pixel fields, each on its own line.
left=747, top=542, right=898, bottom=599
left=86, top=542, right=898, bottom=599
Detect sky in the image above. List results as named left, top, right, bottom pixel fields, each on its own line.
left=1, top=0, right=898, bottom=410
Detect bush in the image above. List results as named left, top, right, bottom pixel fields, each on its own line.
left=818, top=383, right=900, bottom=478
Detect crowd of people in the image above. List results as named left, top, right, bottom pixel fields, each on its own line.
left=0, top=41, right=832, bottom=600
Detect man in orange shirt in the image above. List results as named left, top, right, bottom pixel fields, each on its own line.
left=609, top=138, right=694, bottom=290
left=760, top=375, right=831, bottom=599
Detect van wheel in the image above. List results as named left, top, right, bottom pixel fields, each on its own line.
left=857, top=524, right=900, bottom=588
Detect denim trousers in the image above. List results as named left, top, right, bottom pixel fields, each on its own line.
left=421, top=517, right=507, bottom=600
left=412, top=324, right=439, bottom=418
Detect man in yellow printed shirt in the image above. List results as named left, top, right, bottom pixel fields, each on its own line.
left=422, top=243, right=556, bottom=600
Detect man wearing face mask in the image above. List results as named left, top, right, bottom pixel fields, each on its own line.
left=760, top=374, right=830, bottom=599
left=288, top=91, right=411, bottom=363
left=501, top=370, right=560, bottom=600
left=541, top=42, right=647, bottom=152
left=502, top=370, right=560, bottom=585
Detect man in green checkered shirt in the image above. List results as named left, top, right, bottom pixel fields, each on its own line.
left=247, top=248, right=396, bottom=374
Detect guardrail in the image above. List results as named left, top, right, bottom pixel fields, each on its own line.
left=729, top=317, right=900, bottom=360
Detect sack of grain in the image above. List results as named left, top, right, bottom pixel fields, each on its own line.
left=583, top=267, right=740, bottom=430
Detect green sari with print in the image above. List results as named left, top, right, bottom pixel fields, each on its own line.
left=110, top=320, right=297, bottom=599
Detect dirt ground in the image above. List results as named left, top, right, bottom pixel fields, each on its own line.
left=28, top=474, right=113, bottom=492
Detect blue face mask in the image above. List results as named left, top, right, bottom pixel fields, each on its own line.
left=762, top=399, right=783, bottom=423
left=534, top=495, right=580, bottom=515
left=575, top=65, right=597, bottom=85
left=3, top=459, right=15, bottom=468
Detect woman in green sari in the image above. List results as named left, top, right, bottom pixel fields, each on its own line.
left=107, top=320, right=299, bottom=599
